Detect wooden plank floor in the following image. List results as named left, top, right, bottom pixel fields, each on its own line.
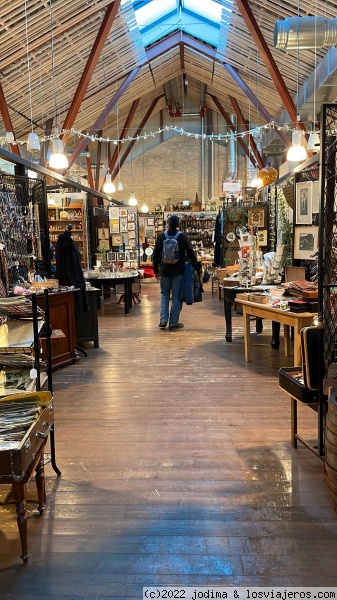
left=1, top=280, right=337, bottom=597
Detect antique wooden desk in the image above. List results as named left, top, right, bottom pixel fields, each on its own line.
left=0, top=395, right=54, bottom=561
left=235, top=298, right=315, bottom=366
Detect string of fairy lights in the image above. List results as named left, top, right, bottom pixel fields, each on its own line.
left=0, top=120, right=317, bottom=148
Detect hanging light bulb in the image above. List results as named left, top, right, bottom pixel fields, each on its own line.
left=49, top=131, right=69, bottom=169
left=103, top=172, right=116, bottom=194
left=141, top=203, right=149, bottom=213
left=24, top=0, right=40, bottom=153
left=129, top=192, right=138, bottom=206
left=307, top=131, right=320, bottom=152
left=287, top=115, right=307, bottom=162
left=27, top=132, right=40, bottom=151
left=117, top=181, right=124, bottom=191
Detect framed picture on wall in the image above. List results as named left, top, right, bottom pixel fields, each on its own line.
left=293, top=226, right=319, bottom=260
left=247, top=207, right=266, bottom=228
left=119, top=208, right=128, bottom=217
left=120, top=217, right=128, bottom=232
left=128, top=213, right=135, bottom=222
left=128, top=230, right=136, bottom=239
left=111, top=234, right=123, bottom=246
left=257, top=229, right=268, bottom=246
left=147, top=217, right=155, bottom=226
left=106, top=251, right=116, bottom=262
left=296, top=182, right=313, bottom=224
left=117, top=252, right=126, bottom=261
left=128, top=222, right=135, bottom=231
left=109, top=207, right=119, bottom=220
left=97, top=227, right=109, bottom=240
left=109, top=220, right=119, bottom=233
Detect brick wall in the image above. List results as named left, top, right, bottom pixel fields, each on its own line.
left=114, top=136, right=246, bottom=211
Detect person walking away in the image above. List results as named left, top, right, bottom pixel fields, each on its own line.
left=152, top=214, right=200, bottom=330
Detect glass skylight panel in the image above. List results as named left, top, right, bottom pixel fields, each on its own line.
left=135, top=0, right=176, bottom=29
left=184, top=0, right=223, bottom=24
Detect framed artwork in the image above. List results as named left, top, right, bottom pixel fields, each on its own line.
left=120, top=217, right=128, bottom=232
left=109, top=220, right=119, bottom=233
left=147, top=217, right=155, bottom=226
left=109, top=207, right=119, bottom=220
left=296, top=182, right=313, bottom=224
left=128, top=230, right=136, bottom=239
left=106, top=251, right=116, bottom=262
left=128, top=251, right=138, bottom=260
left=128, top=212, right=135, bottom=222
left=247, top=207, right=266, bottom=228
left=97, top=227, right=109, bottom=240
left=257, top=229, right=268, bottom=245
left=119, top=208, right=128, bottom=218
left=146, top=229, right=154, bottom=237
left=111, top=234, right=123, bottom=246
left=117, top=252, right=126, bottom=261
left=293, top=226, right=319, bottom=260
left=128, top=222, right=135, bottom=231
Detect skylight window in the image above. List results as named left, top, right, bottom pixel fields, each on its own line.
left=184, top=0, right=223, bottom=24
left=128, top=0, right=231, bottom=48
left=135, top=0, right=176, bottom=29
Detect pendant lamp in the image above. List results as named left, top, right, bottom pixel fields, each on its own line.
left=103, top=172, right=116, bottom=195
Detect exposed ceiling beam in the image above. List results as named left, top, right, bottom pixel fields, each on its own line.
left=107, top=99, right=140, bottom=177
left=86, top=153, right=95, bottom=190
left=95, top=134, right=103, bottom=192
left=68, top=67, right=140, bottom=168
left=0, top=82, right=20, bottom=156
left=0, top=0, right=118, bottom=71
left=209, top=95, right=258, bottom=168
left=111, top=95, right=164, bottom=181
left=224, top=64, right=291, bottom=148
left=145, top=31, right=290, bottom=148
left=228, top=95, right=265, bottom=169
left=62, top=0, right=122, bottom=145
left=235, top=0, right=306, bottom=131
left=180, top=41, right=185, bottom=72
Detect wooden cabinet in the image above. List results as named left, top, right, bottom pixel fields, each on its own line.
left=37, top=290, right=78, bottom=370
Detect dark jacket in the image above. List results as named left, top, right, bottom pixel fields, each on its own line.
left=180, top=260, right=203, bottom=305
left=55, top=230, right=89, bottom=313
left=152, top=228, right=198, bottom=277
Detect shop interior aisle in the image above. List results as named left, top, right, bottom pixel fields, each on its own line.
left=0, top=281, right=337, bottom=595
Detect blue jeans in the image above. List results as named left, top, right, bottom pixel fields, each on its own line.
left=160, top=275, right=183, bottom=325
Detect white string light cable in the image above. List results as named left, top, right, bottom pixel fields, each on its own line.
left=3, top=120, right=320, bottom=150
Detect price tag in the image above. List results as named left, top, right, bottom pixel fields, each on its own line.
left=30, top=368, right=38, bottom=379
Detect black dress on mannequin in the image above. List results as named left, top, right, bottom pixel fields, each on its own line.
left=55, top=225, right=89, bottom=356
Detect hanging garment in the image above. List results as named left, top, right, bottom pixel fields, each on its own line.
left=55, top=230, right=88, bottom=313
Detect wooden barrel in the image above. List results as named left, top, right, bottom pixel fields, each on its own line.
left=325, top=392, right=337, bottom=510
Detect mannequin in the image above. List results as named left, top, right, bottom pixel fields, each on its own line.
left=55, top=224, right=88, bottom=313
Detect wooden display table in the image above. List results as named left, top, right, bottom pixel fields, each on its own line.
left=85, top=273, right=137, bottom=314
left=235, top=298, right=315, bottom=366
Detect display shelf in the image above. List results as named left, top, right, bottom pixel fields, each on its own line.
left=47, top=192, right=87, bottom=267
left=164, top=211, right=216, bottom=258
